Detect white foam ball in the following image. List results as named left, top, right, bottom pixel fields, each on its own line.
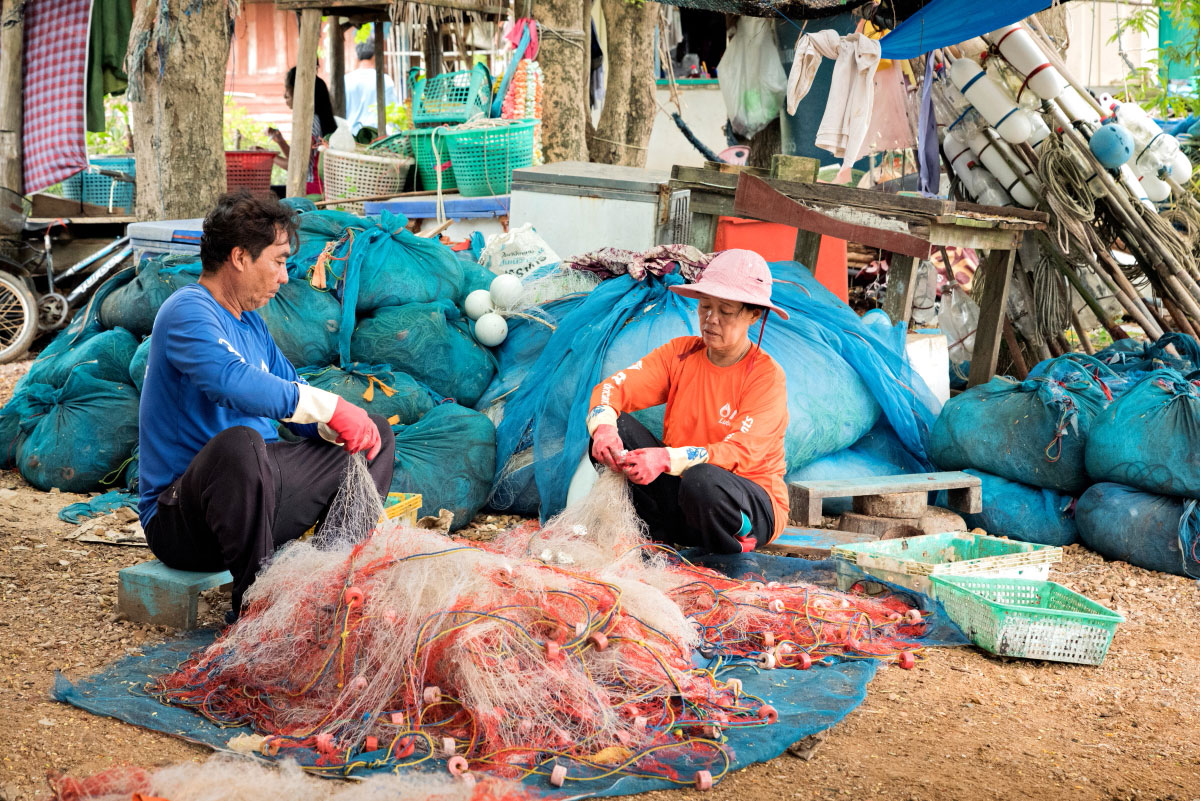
left=464, top=289, right=494, bottom=320
left=474, top=312, right=508, bottom=347
left=489, top=273, right=523, bottom=309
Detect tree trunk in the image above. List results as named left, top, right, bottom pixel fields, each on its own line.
left=589, top=0, right=656, bottom=167
left=127, top=0, right=231, bottom=220
left=747, top=118, right=781, bottom=170
left=533, top=0, right=589, bottom=163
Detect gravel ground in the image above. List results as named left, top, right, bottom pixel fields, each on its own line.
left=2, top=360, right=1199, bottom=801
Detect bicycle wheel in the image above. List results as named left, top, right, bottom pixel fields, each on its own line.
left=0, top=269, right=37, bottom=363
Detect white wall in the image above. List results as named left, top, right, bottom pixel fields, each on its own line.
left=1061, top=0, right=1158, bottom=89
left=645, top=85, right=729, bottom=172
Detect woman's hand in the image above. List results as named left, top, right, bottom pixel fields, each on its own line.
left=590, top=424, right=625, bottom=471
left=622, top=448, right=670, bottom=485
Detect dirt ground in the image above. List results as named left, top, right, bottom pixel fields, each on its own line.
left=1, top=358, right=1199, bottom=801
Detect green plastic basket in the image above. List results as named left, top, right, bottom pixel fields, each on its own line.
left=929, top=575, right=1123, bottom=665
left=407, top=128, right=457, bottom=191
left=367, top=132, right=413, bottom=159
left=413, top=64, right=492, bottom=126
left=441, top=120, right=536, bottom=197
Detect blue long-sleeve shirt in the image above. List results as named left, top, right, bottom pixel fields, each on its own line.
left=137, top=284, right=311, bottom=527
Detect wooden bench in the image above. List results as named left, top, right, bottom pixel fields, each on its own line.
left=788, top=471, right=982, bottom=528
left=117, top=560, right=232, bottom=630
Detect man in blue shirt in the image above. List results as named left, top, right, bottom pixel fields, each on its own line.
left=344, top=39, right=397, bottom=135
left=139, top=191, right=395, bottom=622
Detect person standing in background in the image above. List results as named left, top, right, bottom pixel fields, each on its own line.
left=344, top=38, right=397, bottom=138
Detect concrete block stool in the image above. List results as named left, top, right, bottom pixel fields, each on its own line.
left=117, top=560, right=232, bottom=630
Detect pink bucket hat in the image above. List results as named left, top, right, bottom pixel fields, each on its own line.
left=669, top=249, right=790, bottom=321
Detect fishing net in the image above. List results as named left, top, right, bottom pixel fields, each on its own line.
left=301, top=363, right=440, bottom=427
left=494, top=262, right=938, bottom=520
left=16, top=371, right=139, bottom=492
left=258, top=277, right=342, bottom=369
left=128, top=336, right=151, bottom=392
left=42, top=754, right=533, bottom=801
left=98, top=254, right=201, bottom=336
left=931, top=354, right=1119, bottom=495
left=1085, top=368, right=1200, bottom=499
left=1094, top=333, right=1200, bottom=377
left=1077, top=482, right=1200, bottom=579
left=351, top=301, right=497, bottom=407
left=391, top=402, right=497, bottom=529
left=149, top=471, right=930, bottom=792
left=957, top=468, right=1078, bottom=546
left=24, top=326, right=139, bottom=388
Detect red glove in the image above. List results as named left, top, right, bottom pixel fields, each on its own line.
left=590, top=424, right=625, bottom=471
left=327, top=397, right=382, bottom=460
left=622, top=448, right=670, bottom=485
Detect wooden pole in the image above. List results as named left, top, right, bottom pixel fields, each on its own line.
left=287, top=9, right=321, bottom=198
left=330, top=18, right=346, bottom=119
left=882, top=254, right=919, bottom=327
left=968, top=247, right=1017, bottom=388
left=374, top=18, right=388, bottom=137
left=1001, top=317, right=1030, bottom=379
left=424, top=19, right=442, bottom=79
left=0, top=0, right=26, bottom=195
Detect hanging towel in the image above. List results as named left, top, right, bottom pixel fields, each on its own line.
left=23, top=0, right=91, bottom=194
left=787, top=30, right=881, bottom=182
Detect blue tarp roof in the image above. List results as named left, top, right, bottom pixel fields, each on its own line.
left=880, top=0, right=1056, bottom=58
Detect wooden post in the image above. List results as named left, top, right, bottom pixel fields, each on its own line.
left=1001, top=316, right=1029, bottom=380
left=771, top=155, right=821, bottom=269
left=0, top=0, right=26, bottom=195
left=882, top=254, right=918, bottom=326
left=424, top=19, right=441, bottom=79
left=968, top=248, right=1017, bottom=388
left=374, top=18, right=388, bottom=137
left=287, top=8, right=321, bottom=198
left=329, top=18, right=346, bottom=119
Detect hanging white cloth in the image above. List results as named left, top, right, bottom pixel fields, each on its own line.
left=786, top=30, right=881, bottom=182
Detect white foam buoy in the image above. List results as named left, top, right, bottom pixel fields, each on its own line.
left=464, top=289, right=494, bottom=320
left=986, top=24, right=1066, bottom=100
left=968, top=129, right=1040, bottom=208
left=489, top=273, right=523, bottom=309
left=948, top=58, right=1033, bottom=144
left=943, top=129, right=1014, bottom=207
left=473, top=312, right=508, bottom=347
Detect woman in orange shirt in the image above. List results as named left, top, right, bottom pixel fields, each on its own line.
left=586, top=249, right=790, bottom=553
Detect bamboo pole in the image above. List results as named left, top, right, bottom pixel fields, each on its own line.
left=287, top=9, right=322, bottom=198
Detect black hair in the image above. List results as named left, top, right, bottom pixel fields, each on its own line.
left=356, top=40, right=375, bottom=61
left=285, top=67, right=338, bottom=138
left=200, top=191, right=298, bottom=274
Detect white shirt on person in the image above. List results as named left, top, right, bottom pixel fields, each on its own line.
left=344, top=67, right=397, bottom=133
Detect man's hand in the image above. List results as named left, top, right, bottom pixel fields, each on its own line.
left=590, top=424, right=625, bottom=471
left=622, top=448, right=670, bottom=485
left=327, top=398, right=382, bottom=460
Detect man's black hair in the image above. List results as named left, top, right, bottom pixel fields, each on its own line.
left=356, top=40, right=375, bottom=61
left=285, top=67, right=338, bottom=138
left=200, top=191, right=298, bottom=274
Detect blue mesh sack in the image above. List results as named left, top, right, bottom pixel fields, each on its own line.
left=458, top=259, right=498, bottom=305
left=959, top=469, right=1078, bottom=546
left=25, top=327, right=139, bottom=389
left=16, top=371, right=140, bottom=492
left=125, top=446, right=140, bottom=493
left=258, top=278, right=342, bottom=368
left=1077, top=482, right=1200, bottom=578
left=129, top=336, right=151, bottom=392
left=287, top=208, right=364, bottom=276
left=1094, top=333, right=1200, bottom=376
left=351, top=300, right=496, bottom=407
left=475, top=302, right=574, bottom=412
left=300, top=363, right=438, bottom=426
left=391, top=402, right=497, bottom=529
left=1085, top=369, right=1200, bottom=498
left=341, top=212, right=466, bottom=313
left=495, top=263, right=938, bottom=520
left=98, top=255, right=201, bottom=336
left=930, top=354, right=1119, bottom=494
left=0, top=389, right=35, bottom=469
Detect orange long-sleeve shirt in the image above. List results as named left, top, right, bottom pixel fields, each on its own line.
left=587, top=336, right=789, bottom=541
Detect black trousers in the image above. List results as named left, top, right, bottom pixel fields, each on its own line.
left=592, top=414, right=775, bottom=554
left=144, top=416, right=395, bottom=616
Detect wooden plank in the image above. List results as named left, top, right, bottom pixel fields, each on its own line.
left=927, top=221, right=1023, bottom=251
left=882, top=253, right=918, bottom=325
left=329, top=18, right=346, bottom=118
left=771, top=156, right=822, bottom=269
left=733, top=173, right=934, bottom=259
left=286, top=8, right=322, bottom=198
left=792, top=471, right=982, bottom=499
left=968, top=247, right=1018, bottom=388
left=374, top=16, right=387, bottom=137
left=763, top=527, right=881, bottom=558
left=689, top=211, right=717, bottom=251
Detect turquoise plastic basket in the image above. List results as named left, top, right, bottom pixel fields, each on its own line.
left=62, top=156, right=136, bottom=213
left=367, top=132, right=413, bottom=159
left=407, top=128, right=457, bottom=191
left=441, top=120, right=536, bottom=197
left=413, top=64, right=492, bottom=127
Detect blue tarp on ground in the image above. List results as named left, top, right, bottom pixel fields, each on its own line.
left=53, top=552, right=965, bottom=797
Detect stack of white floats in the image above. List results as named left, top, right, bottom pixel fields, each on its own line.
left=937, top=21, right=1193, bottom=212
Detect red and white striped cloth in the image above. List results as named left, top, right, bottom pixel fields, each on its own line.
left=22, top=0, right=91, bottom=194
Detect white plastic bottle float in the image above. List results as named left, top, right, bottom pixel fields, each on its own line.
left=1101, top=96, right=1193, bottom=187
left=985, top=24, right=1067, bottom=100
left=943, top=129, right=1014, bottom=207
left=1118, top=163, right=1157, bottom=211
left=1056, top=86, right=1102, bottom=125
left=969, top=128, right=1041, bottom=207
left=948, top=57, right=1033, bottom=144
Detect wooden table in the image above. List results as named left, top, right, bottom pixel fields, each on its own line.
left=668, top=166, right=1049, bottom=386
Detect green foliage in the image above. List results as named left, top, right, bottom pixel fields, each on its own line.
left=223, top=97, right=274, bottom=150
left=1111, top=1, right=1200, bottom=116
left=386, top=101, right=411, bottom=132
left=85, top=97, right=132, bottom=155
left=355, top=23, right=372, bottom=45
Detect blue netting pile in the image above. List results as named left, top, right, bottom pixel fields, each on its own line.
left=491, top=262, right=940, bottom=520
left=1076, top=482, right=1200, bottom=578
left=1094, top=332, right=1200, bottom=378
left=957, top=468, right=1079, bottom=546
